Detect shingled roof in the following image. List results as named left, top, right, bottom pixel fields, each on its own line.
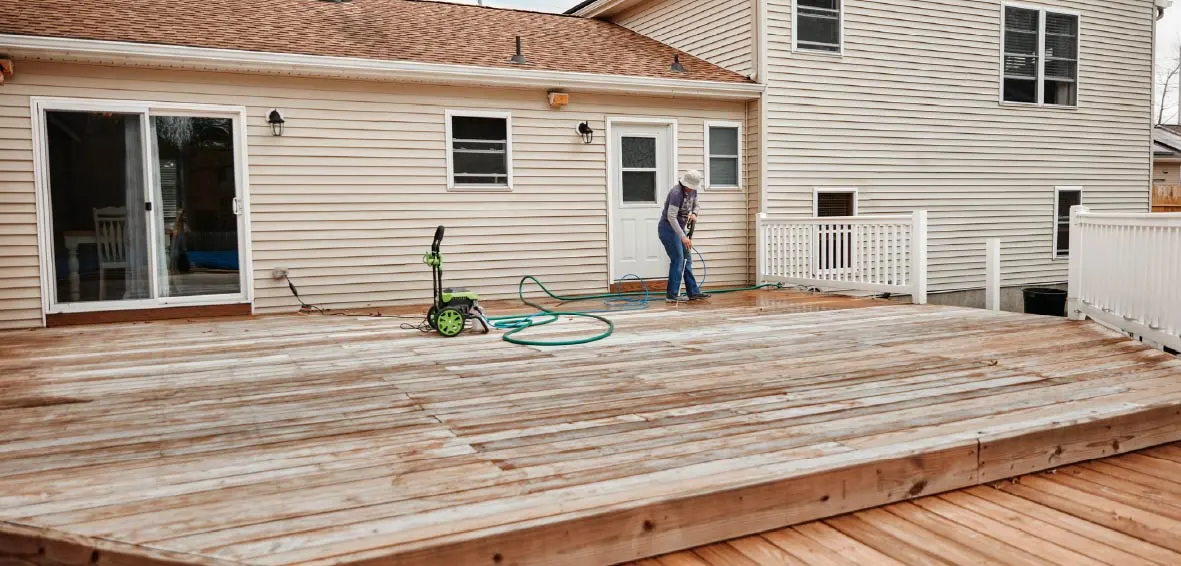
left=0, top=0, right=752, bottom=84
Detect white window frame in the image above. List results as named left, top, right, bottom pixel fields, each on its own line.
left=813, top=187, right=859, bottom=216
left=999, top=2, right=1081, bottom=108
left=792, top=0, right=844, bottom=56
left=445, top=109, right=513, bottom=191
left=704, top=120, right=743, bottom=191
left=1052, top=186, right=1082, bottom=260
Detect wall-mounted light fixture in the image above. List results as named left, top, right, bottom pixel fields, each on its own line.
left=266, top=109, right=286, bottom=136
left=577, top=122, right=595, bottom=144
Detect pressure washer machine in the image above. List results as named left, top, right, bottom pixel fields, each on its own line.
left=424, top=226, right=490, bottom=337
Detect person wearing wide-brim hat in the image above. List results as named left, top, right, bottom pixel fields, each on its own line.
left=657, top=170, right=710, bottom=303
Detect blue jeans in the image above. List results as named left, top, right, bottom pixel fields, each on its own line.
left=658, top=222, right=700, bottom=299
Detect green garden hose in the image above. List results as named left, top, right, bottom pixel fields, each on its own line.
left=487, top=275, right=783, bottom=347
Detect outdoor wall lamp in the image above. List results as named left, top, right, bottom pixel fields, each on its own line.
left=266, top=109, right=286, bottom=136
left=577, top=121, right=595, bottom=144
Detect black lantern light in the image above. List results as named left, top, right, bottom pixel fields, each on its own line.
left=266, top=109, right=286, bottom=136
left=577, top=122, right=595, bottom=144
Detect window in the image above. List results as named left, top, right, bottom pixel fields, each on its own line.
left=814, top=189, right=857, bottom=272
left=814, top=188, right=857, bottom=217
left=446, top=111, right=512, bottom=189
left=795, top=0, right=842, bottom=53
left=1054, top=187, right=1082, bottom=258
left=1003, top=5, right=1079, bottom=106
left=705, top=122, right=741, bottom=189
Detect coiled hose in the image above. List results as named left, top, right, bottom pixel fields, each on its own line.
left=487, top=251, right=783, bottom=347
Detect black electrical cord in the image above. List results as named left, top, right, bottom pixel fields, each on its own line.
left=282, top=273, right=427, bottom=321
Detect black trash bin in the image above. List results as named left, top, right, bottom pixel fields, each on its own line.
left=1023, top=287, right=1067, bottom=317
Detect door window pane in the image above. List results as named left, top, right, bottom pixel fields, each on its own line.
left=152, top=116, right=240, bottom=297
left=622, top=171, right=657, bottom=203
left=622, top=137, right=656, bottom=168
left=45, top=111, right=151, bottom=303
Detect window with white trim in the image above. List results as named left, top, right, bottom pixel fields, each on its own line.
left=1054, top=187, right=1082, bottom=258
left=1003, top=5, right=1079, bottom=106
left=814, top=188, right=857, bottom=217
left=446, top=111, right=512, bottom=189
left=705, top=122, right=741, bottom=189
left=795, top=0, right=842, bottom=53
left=814, top=189, right=857, bottom=272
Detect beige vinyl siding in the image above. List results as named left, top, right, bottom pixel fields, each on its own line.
left=764, top=0, right=1154, bottom=293
left=0, top=61, right=749, bottom=328
left=615, top=0, right=755, bottom=77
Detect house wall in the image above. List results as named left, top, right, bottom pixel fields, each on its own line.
left=0, top=61, right=752, bottom=329
left=614, top=0, right=756, bottom=78
left=1153, top=160, right=1181, bottom=184
left=760, top=0, right=1155, bottom=293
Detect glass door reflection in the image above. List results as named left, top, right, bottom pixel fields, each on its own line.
left=151, top=116, right=241, bottom=298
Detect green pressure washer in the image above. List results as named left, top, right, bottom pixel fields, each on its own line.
left=424, top=226, right=491, bottom=337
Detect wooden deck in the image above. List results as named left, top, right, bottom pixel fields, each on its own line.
left=2, top=289, right=1181, bottom=566
left=636, top=441, right=1181, bottom=565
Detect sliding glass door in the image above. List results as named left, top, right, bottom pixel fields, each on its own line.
left=35, top=100, right=249, bottom=313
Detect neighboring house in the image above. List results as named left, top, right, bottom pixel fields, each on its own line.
left=572, top=0, right=1163, bottom=308
left=0, top=0, right=1164, bottom=329
left=1153, top=125, right=1181, bottom=185
left=0, top=0, right=761, bottom=329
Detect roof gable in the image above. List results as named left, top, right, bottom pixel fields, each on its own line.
left=0, top=0, right=751, bottom=84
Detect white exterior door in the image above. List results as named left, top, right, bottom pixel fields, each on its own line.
left=610, top=123, right=673, bottom=281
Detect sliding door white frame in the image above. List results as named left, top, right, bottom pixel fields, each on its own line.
left=30, top=97, right=253, bottom=319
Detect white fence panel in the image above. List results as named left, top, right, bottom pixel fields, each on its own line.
left=758, top=211, right=927, bottom=304
left=1068, top=206, right=1181, bottom=352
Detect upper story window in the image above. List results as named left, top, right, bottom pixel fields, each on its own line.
left=446, top=110, right=512, bottom=190
left=795, top=0, right=842, bottom=54
left=705, top=122, right=741, bottom=190
left=1003, top=5, right=1079, bottom=107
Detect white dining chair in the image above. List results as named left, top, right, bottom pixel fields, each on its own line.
left=92, top=207, right=128, bottom=300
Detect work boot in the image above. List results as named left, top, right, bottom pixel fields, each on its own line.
left=689, top=293, right=712, bottom=301
left=665, top=295, right=688, bottom=304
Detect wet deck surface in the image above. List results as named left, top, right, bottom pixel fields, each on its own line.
left=1, top=289, right=1180, bottom=565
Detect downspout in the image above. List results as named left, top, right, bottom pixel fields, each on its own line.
left=755, top=0, right=770, bottom=283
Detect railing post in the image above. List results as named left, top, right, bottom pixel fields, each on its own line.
left=986, top=238, right=1001, bottom=311
left=1066, top=205, right=1088, bottom=320
left=911, top=210, right=928, bottom=305
left=756, top=212, right=766, bottom=285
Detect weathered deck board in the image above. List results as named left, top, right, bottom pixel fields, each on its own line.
left=645, top=441, right=1181, bottom=566
left=1, top=290, right=1180, bottom=566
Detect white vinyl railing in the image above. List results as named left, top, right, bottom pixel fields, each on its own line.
left=757, top=210, right=928, bottom=304
left=1068, top=206, right=1181, bottom=352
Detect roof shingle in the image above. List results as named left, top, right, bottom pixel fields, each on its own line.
left=0, top=0, right=752, bottom=84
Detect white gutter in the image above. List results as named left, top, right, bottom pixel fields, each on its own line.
left=0, top=34, right=763, bottom=101
left=570, top=0, right=644, bottom=18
